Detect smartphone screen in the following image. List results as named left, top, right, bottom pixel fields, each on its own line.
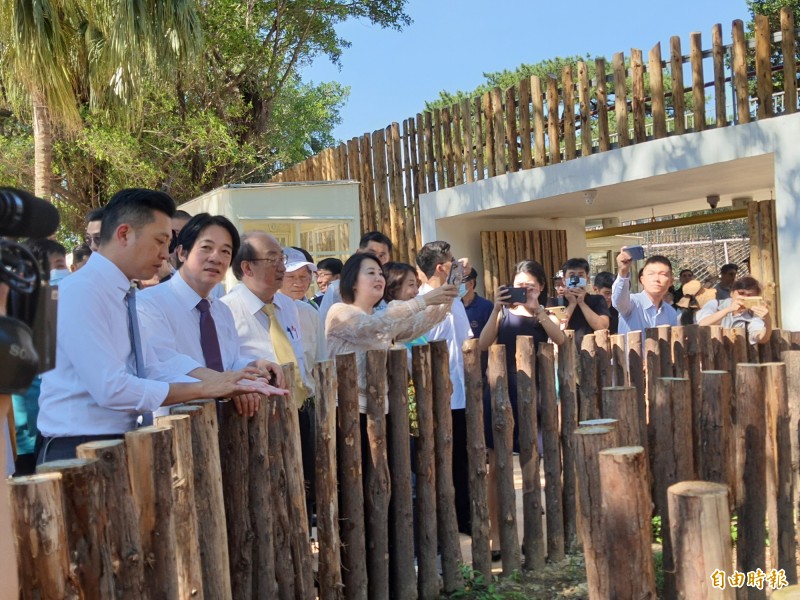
left=506, top=287, right=527, bottom=304
left=448, top=263, right=465, bottom=286
left=624, top=245, right=645, bottom=261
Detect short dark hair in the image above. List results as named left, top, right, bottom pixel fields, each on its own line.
left=72, top=244, right=92, bottom=264
left=643, top=255, right=673, bottom=272
left=85, top=207, right=104, bottom=224
left=679, top=268, right=694, bottom=277
left=416, top=240, right=451, bottom=278
left=594, top=271, right=614, bottom=290
left=232, top=231, right=261, bottom=280
left=464, top=267, right=478, bottom=282
left=721, top=263, right=738, bottom=275
left=176, top=213, right=240, bottom=268
left=359, top=231, right=393, bottom=252
left=317, top=257, right=343, bottom=275
left=382, top=262, right=417, bottom=302
left=340, top=252, right=382, bottom=304
left=561, top=257, right=590, bottom=274
left=732, top=276, right=761, bottom=294
left=100, top=188, right=176, bottom=244
left=515, top=260, right=548, bottom=305
left=173, top=209, right=191, bottom=221
left=23, top=238, right=66, bottom=271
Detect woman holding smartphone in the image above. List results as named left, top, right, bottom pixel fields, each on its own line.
left=478, top=260, right=566, bottom=559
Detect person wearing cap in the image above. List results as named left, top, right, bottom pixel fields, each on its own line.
left=461, top=267, right=494, bottom=339
left=674, top=279, right=716, bottom=325
left=549, top=270, right=567, bottom=306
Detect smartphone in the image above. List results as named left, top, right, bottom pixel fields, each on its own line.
left=447, top=262, right=465, bottom=286
left=547, top=305, right=568, bottom=319
left=505, top=286, right=527, bottom=304
left=740, top=296, right=763, bottom=309
left=624, top=245, right=645, bottom=261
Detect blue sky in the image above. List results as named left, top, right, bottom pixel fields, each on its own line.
left=301, top=0, right=751, bottom=143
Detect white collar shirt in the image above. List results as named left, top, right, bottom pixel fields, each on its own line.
left=221, top=283, right=307, bottom=385
left=37, top=253, right=170, bottom=437
left=418, top=283, right=474, bottom=410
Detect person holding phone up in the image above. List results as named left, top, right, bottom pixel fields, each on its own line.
left=696, top=276, right=771, bottom=345
left=550, top=257, right=610, bottom=348
left=478, top=260, right=565, bottom=559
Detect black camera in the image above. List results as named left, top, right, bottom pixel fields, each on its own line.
left=1, top=188, right=61, bottom=394
left=567, top=275, right=582, bottom=288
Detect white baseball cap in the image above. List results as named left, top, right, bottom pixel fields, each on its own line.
left=284, top=248, right=318, bottom=273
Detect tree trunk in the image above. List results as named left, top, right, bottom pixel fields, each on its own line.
left=32, top=92, right=53, bottom=200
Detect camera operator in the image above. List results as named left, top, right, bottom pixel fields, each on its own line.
left=37, top=188, right=282, bottom=465
left=549, top=258, right=610, bottom=348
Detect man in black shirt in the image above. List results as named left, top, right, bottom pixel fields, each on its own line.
left=550, top=258, right=610, bottom=348
left=593, top=271, right=619, bottom=334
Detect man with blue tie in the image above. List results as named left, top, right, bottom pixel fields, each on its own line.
left=137, top=214, right=285, bottom=417
left=37, top=189, right=277, bottom=465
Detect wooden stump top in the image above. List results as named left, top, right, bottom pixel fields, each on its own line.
left=668, top=480, right=728, bottom=498
left=8, top=472, right=62, bottom=486
left=579, top=418, right=619, bottom=428
left=76, top=439, right=124, bottom=452
left=575, top=425, right=616, bottom=436
left=36, top=458, right=98, bottom=474
left=598, top=445, right=645, bottom=457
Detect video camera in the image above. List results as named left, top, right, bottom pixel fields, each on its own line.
left=0, top=187, right=61, bottom=394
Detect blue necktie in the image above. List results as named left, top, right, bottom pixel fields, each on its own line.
left=126, top=285, right=152, bottom=425
left=196, top=299, right=224, bottom=372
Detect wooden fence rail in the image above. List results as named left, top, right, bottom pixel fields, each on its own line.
left=9, top=323, right=800, bottom=598
left=272, top=12, right=800, bottom=267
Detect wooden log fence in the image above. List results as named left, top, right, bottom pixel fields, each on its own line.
left=10, top=324, right=800, bottom=598
left=271, top=13, right=800, bottom=274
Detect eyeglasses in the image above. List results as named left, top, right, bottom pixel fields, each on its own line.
left=248, top=253, right=288, bottom=266
left=84, top=234, right=101, bottom=246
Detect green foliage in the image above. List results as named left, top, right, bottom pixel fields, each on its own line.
left=653, top=550, right=664, bottom=596
left=651, top=515, right=663, bottom=544
left=448, top=564, right=503, bottom=600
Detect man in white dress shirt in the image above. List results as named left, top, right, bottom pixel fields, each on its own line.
left=417, top=240, right=474, bottom=535
left=137, top=214, right=284, bottom=418
left=37, top=189, right=265, bottom=464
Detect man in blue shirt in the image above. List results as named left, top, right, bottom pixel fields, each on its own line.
left=462, top=268, right=494, bottom=338
left=612, top=247, right=677, bottom=340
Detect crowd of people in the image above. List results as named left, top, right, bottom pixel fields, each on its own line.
left=4, top=187, right=773, bottom=564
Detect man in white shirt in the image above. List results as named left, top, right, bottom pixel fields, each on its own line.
left=137, top=214, right=284, bottom=418
left=37, top=189, right=268, bottom=464
left=416, top=240, right=474, bottom=535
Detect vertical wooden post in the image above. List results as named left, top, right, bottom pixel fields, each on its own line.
left=653, top=377, right=695, bottom=600
left=573, top=425, right=619, bottom=599
left=595, top=329, right=613, bottom=390
left=77, top=440, right=146, bottom=599
left=579, top=333, right=600, bottom=421
left=558, top=331, right=579, bottom=553
left=699, top=371, right=734, bottom=498
left=645, top=327, right=663, bottom=464
left=595, top=58, right=610, bottom=151
left=649, top=42, right=667, bottom=138
left=601, top=386, right=641, bottom=447
left=735, top=364, right=768, bottom=599
left=764, top=362, right=796, bottom=581
left=782, top=8, right=798, bottom=115
left=386, top=350, right=415, bottom=600
left=668, top=482, right=734, bottom=600
left=335, top=353, right=367, bottom=600
left=463, top=340, right=491, bottom=578
left=755, top=15, right=774, bottom=120
left=627, top=331, right=647, bottom=452
left=783, top=349, right=800, bottom=579
left=670, top=36, right=686, bottom=134
left=611, top=333, right=627, bottom=386
left=712, top=24, right=727, bottom=127
left=364, top=350, right=391, bottom=600
left=690, top=32, right=706, bottom=131
left=732, top=20, right=750, bottom=125
left=412, top=344, right=439, bottom=600
left=671, top=325, right=688, bottom=378
left=154, top=415, right=205, bottom=600
left=516, top=336, right=545, bottom=569
left=539, top=342, right=565, bottom=562
left=487, top=343, right=521, bottom=576
left=613, top=52, right=629, bottom=146
left=600, top=447, right=656, bottom=600
left=36, top=459, right=110, bottom=599
left=9, top=473, right=80, bottom=600
left=172, top=401, right=231, bottom=600
left=685, top=325, right=704, bottom=478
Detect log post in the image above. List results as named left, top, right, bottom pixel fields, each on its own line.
left=37, top=458, right=111, bottom=599
left=335, top=352, right=367, bottom=600
left=275, top=366, right=314, bottom=599
left=412, top=344, right=439, bottom=600
left=595, top=328, right=613, bottom=390
left=518, top=336, right=545, bottom=569
left=8, top=473, right=79, bottom=600
left=611, top=333, right=627, bottom=386
left=171, top=401, right=231, bottom=600
left=154, top=415, right=204, bottom=599
left=773, top=585, right=800, bottom=598
left=266, top=397, right=295, bottom=600
left=645, top=327, right=668, bottom=467
left=601, top=386, right=641, bottom=447
left=539, top=342, right=565, bottom=562
left=558, top=331, right=579, bottom=554
left=314, top=360, right=343, bottom=600
left=627, top=331, right=647, bottom=455
left=218, top=401, right=253, bottom=600
left=764, top=362, right=796, bottom=580
left=488, top=344, right=522, bottom=575
left=668, top=481, right=734, bottom=600
left=685, top=324, right=704, bottom=478
left=735, top=364, right=768, bottom=599
left=77, top=440, right=146, bottom=599
left=652, top=377, right=695, bottom=600
left=579, top=333, right=600, bottom=421
left=700, top=325, right=717, bottom=370
left=672, top=325, right=688, bottom=378
left=783, top=349, right=800, bottom=579
left=364, top=349, right=391, bottom=600
left=573, top=425, right=619, bottom=599
left=463, top=339, right=491, bottom=578
left=386, top=349, right=415, bottom=600
left=599, top=447, right=656, bottom=600
left=699, top=371, right=734, bottom=499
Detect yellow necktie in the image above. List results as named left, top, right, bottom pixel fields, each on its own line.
left=261, top=303, right=306, bottom=408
